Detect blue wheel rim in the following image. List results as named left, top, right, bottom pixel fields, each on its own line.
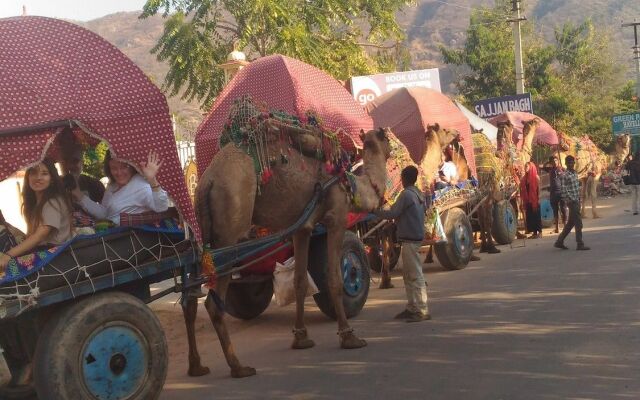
left=505, top=205, right=516, bottom=234
left=453, top=221, right=472, bottom=257
left=81, top=324, right=149, bottom=399
left=342, top=250, right=363, bottom=297
left=540, top=198, right=553, bottom=221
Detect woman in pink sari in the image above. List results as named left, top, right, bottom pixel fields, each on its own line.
left=520, top=161, right=542, bottom=239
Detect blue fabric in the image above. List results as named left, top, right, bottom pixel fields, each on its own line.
left=0, top=219, right=184, bottom=286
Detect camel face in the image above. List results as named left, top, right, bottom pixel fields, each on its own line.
left=496, top=121, right=514, bottom=148
left=617, top=134, right=631, bottom=148
left=361, top=127, right=392, bottom=160
left=425, top=123, right=459, bottom=151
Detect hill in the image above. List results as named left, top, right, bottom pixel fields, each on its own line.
left=78, top=1, right=640, bottom=130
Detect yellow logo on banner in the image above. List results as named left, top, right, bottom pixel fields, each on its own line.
left=184, top=160, right=198, bottom=203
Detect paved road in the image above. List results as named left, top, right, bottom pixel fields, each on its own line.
left=156, top=196, right=640, bottom=400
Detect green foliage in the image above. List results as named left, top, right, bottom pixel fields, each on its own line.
left=141, top=0, right=413, bottom=108
left=441, top=2, right=636, bottom=152
left=82, top=142, right=109, bottom=179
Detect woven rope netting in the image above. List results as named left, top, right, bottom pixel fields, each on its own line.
left=0, top=230, right=193, bottom=317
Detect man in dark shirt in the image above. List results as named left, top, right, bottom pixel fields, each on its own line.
left=555, top=156, right=590, bottom=250
left=543, top=156, right=566, bottom=233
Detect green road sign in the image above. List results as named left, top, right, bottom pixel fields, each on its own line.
left=612, top=112, right=640, bottom=136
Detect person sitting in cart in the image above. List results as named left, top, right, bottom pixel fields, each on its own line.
left=374, top=165, right=431, bottom=323
left=58, top=128, right=105, bottom=203
left=72, top=150, right=169, bottom=225
left=434, top=147, right=458, bottom=190
left=0, top=159, right=74, bottom=271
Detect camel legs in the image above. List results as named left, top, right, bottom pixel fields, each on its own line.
left=291, top=229, right=315, bottom=349
left=182, top=296, right=210, bottom=377
left=325, top=226, right=367, bottom=349
left=379, top=228, right=394, bottom=289
left=479, top=200, right=499, bottom=254
left=203, top=277, right=256, bottom=378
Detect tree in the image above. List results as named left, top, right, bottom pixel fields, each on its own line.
left=140, top=0, right=412, bottom=108
left=439, top=0, right=554, bottom=102
left=440, top=2, right=630, bottom=151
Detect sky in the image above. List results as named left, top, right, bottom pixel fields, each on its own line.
left=0, top=0, right=147, bottom=21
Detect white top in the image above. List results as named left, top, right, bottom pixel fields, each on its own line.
left=440, top=161, right=458, bottom=181
left=79, top=174, right=169, bottom=225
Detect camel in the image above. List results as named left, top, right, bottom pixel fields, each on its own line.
left=420, top=123, right=463, bottom=185
left=472, top=131, right=505, bottom=254
left=613, top=134, right=631, bottom=165
left=183, top=112, right=391, bottom=377
left=519, top=118, right=540, bottom=167
left=450, top=135, right=471, bottom=182
left=558, top=133, right=604, bottom=218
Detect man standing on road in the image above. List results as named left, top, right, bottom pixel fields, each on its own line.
left=554, top=155, right=590, bottom=251
left=625, top=151, right=640, bottom=215
left=543, top=156, right=566, bottom=233
left=375, top=166, right=431, bottom=322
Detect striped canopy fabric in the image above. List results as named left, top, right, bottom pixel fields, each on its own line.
left=366, top=87, right=476, bottom=177
left=0, top=16, right=199, bottom=241
left=195, top=54, right=374, bottom=176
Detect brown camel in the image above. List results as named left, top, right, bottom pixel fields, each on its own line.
left=557, top=133, right=604, bottom=218
left=183, top=124, right=391, bottom=378
left=420, top=123, right=463, bottom=186
left=519, top=118, right=540, bottom=166
left=472, top=131, right=504, bottom=254
left=613, top=134, right=631, bottom=165
left=450, top=134, right=471, bottom=182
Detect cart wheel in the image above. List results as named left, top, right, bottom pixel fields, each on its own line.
left=225, top=279, right=274, bottom=320
left=434, top=208, right=473, bottom=270
left=492, top=200, right=517, bottom=245
left=540, top=198, right=554, bottom=228
left=0, top=384, right=36, bottom=399
left=33, top=292, right=167, bottom=400
left=309, top=231, right=371, bottom=320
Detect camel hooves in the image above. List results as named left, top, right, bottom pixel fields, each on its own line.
left=188, top=365, right=211, bottom=377
left=340, top=332, right=368, bottom=349
left=291, top=336, right=316, bottom=349
left=231, top=366, right=257, bottom=378
left=379, top=280, right=395, bottom=289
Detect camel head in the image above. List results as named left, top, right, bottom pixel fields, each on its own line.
left=616, top=134, right=631, bottom=149
left=522, top=118, right=541, bottom=138
left=496, top=121, right=514, bottom=149
left=359, top=127, right=392, bottom=160
left=425, top=123, right=460, bottom=151
left=558, top=131, right=571, bottom=152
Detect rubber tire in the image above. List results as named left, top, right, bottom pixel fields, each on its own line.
left=0, top=385, right=36, bottom=399
left=225, top=279, right=274, bottom=320
left=434, top=208, right=473, bottom=270
left=308, top=231, right=371, bottom=320
left=33, top=292, right=168, bottom=400
left=492, top=200, right=517, bottom=245
left=540, top=198, right=554, bottom=228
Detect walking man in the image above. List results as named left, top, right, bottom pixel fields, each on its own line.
left=543, top=156, right=566, bottom=233
left=554, top=155, right=590, bottom=251
left=626, top=151, right=640, bottom=215
left=375, top=166, right=431, bottom=322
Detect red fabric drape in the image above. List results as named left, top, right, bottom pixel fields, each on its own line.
left=520, top=162, right=539, bottom=210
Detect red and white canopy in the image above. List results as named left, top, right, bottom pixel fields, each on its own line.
left=366, top=87, right=477, bottom=177
left=195, top=54, right=374, bottom=175
left=0, top=16, right=199, bottom=240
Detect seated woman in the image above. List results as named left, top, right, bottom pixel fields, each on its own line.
left=434, top=150, right=458, bottom=190
left=0, top=159, right=74, bottom=271
left=73, top=150, right=168, bottom=225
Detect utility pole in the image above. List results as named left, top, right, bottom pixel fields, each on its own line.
left=622, top=20, right=640, bottom=108
left=509, top=0, right=526, bottom=94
